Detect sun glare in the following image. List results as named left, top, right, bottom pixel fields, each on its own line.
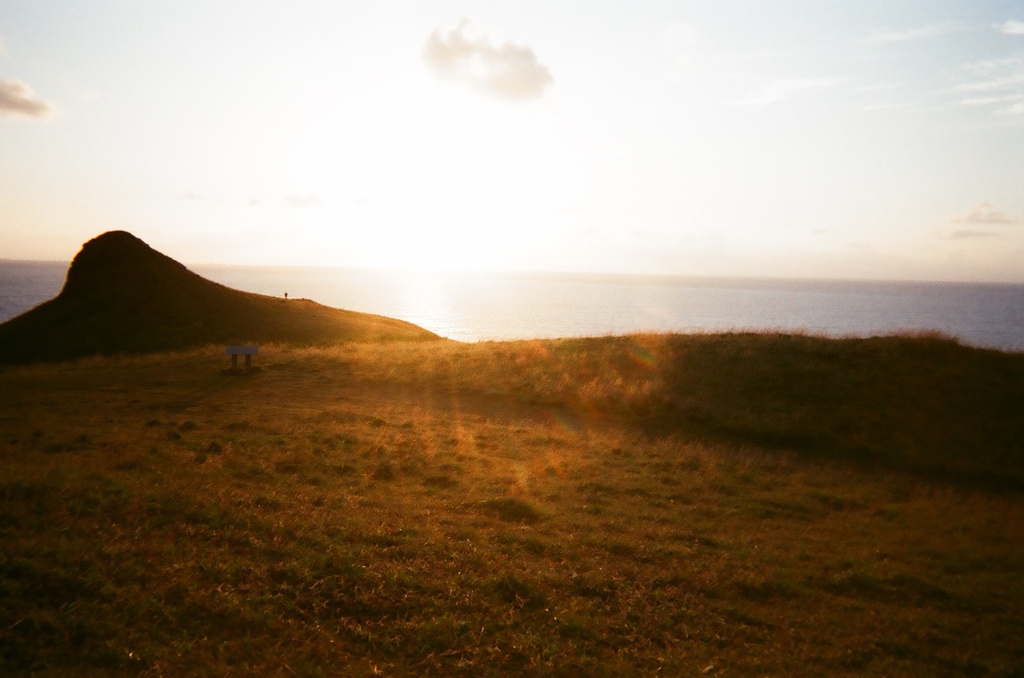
left=2, top=3, right=1021, bottom=281
left=282, top=82, right=578, bottom=272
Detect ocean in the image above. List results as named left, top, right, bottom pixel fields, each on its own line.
left=2, top=260, right=1023, bottom=351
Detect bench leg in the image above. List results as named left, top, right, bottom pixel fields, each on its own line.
left=231, top=354, right=238, bottom=371
left=245, top=354, right=252, bottom=370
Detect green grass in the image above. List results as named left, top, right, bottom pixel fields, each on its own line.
left=1, top=333, right=1022, bottom=675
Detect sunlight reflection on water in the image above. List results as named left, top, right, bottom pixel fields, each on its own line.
left=2, top=261, right=1022, bottom=351
left=191, top=267, right=1024, bottom=351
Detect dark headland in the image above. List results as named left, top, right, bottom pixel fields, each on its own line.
left=0, top=230, right=439, bottom=363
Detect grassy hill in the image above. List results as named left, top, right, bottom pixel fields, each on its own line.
left=1, top=334, right=1022, bottom=675
left=0, top=231, right=439, bottom=364
left=366, top=332, right=1024, bottom=490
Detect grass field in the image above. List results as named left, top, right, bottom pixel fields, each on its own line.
left=1, top=333, right=1023, bottom=675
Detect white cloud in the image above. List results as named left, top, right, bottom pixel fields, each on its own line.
left=730, top=78, right=840, bottom=106
left=959, top=94, right=1020, bottom=106
left=957, top=72, right=1024, bottom=93
left=950, top=230, right=997, bottom=240
left=954, top=204, right=1017, bottom=225
left=0, top=79, right=52, bottom=118
left=868, top=24, right=955, bottom=43
left=286, top=194, right=323, bottom=208
left=424, top=19, right=553, bottom=101
left=957, top=56, right=1024, bottom=115
left=998, top=20, right=1024, bottom=36
left=963, top=56, right=1024, bottom=77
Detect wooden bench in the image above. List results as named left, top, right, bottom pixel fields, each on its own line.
left=225, top=344, right=258, bottom=371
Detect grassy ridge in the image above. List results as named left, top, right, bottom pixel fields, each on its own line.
left=1, top=334, right=1022, bottom=675
left=313, top=332, right=1024, bottom=488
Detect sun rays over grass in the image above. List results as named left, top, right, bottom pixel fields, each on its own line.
left=284, top=332, right=1024, bottom=488
left=1, top=333, right=1023, bottom=674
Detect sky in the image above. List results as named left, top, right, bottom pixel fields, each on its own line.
left=1, top=1, right=1023, bottom=282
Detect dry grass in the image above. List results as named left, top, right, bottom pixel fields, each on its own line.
left=1, top=334, right=1022, bottom=675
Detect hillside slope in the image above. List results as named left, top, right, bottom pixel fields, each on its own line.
left=0, top=231, right=439, bottom=363
left=1, top=339, right=1022, bottom=674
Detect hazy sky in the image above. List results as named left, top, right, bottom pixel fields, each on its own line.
left=2, top=1, right=1023, bottom=281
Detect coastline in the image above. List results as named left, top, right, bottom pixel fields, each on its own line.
left=4, top=260, right=1024, bottom=350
